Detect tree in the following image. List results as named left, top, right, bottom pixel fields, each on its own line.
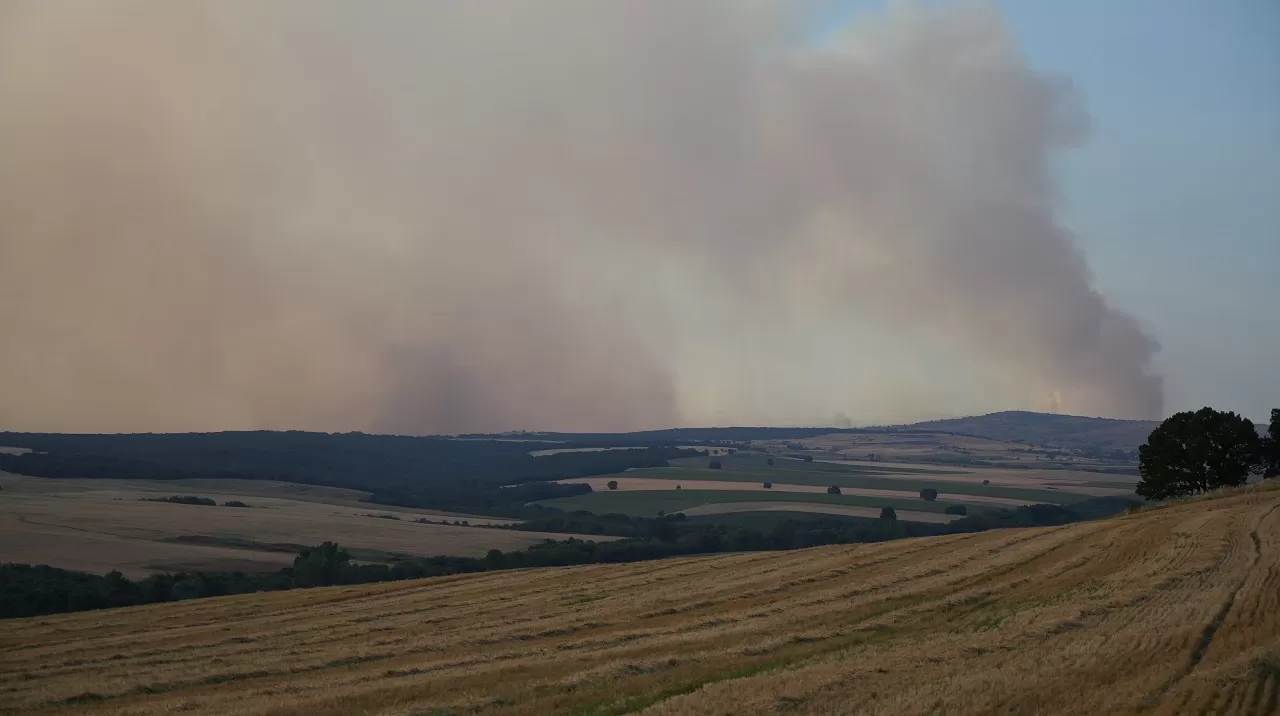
left=709, top=460, right=722, bottom=470
left=676, top=484, right=682, bottom=490
left=802, top=455, right=814, bottom=463
left=1137, top=407, right=1261, bottom=500
left=827, top=485, right=841, bottom=495
left=763, top=481, right=773, bottom=489
left=880, top=506, right=897, bottom=520
left=944, top=505, right=967, bottom=516
left=606, top=480, right=619, bottom=491
left=919, top=488, right=938, bottom=502
left=293, top=541, right=351, bottom=587
left=982, top=479, right=990, bottom=485
left=766, top=458, right=774, bottom=466
left=1261, top=409, right=1280, bottom=479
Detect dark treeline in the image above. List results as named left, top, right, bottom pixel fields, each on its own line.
left=1, top=495, right=1138, bottom=620
left=0, top=431, right=697, bottom=516
left=480, top=426, right=854, bottom=447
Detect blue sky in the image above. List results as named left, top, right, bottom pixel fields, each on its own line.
left=828, top=1, right=1279, bottom=422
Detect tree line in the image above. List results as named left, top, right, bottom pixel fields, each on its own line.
left=0, top=431, right=698, bottom=517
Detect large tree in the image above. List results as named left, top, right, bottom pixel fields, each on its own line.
left=1261, top=409, right=1280, bottom=479
left=1136, top=407, right=1261, bottom=500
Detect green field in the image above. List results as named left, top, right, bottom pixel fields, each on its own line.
left=536, top=489, right=983, bottom=517
left=612, top=465, right=1091, bottom=504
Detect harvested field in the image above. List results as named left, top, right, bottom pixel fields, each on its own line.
left=0, top=474, right=601, bottom=577
left=2, top=483, right=1277, bottom=715
left=679, top=501, right=957, bottom=523
left=560, top=475, right=1032, bottom=506
left=537, top=489, right=970, bottom=520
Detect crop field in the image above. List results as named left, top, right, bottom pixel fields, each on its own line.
left=0, top=474, right=598, bottom=577
left=537, top=455, right=1133, bottom=521
left=782, top=430, right=1141, bottom=472
left=536, top=488, right=975, bottom=520
left=2, top=483, right=1276, bottom=715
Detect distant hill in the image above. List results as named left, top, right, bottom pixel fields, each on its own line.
left=902, top=411, right=1159, bottom=453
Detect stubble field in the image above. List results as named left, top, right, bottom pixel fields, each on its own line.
left=0, top=474, right=596, bottom=577
left=2, top=483, right=1276, bottom=715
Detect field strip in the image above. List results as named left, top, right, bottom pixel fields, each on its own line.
left=679, top=501, right=958, bottom=523
left=559, top=476, right=1036, bottom=506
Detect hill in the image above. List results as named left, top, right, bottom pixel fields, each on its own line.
left=2, top=484, right=1276, bottom=715
left=903, top=410, right=1160, bottom=453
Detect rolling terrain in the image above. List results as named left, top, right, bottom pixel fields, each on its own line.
left=538, top=453, right=1135, bottom=521
left=0, top=474, right=597, bottom=577
left=3, top=483, right=1276, bottom=715
left=900, top=410, right=1160, bottom=452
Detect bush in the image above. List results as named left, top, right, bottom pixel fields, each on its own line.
left=827, top=485, right=841, bottom=495
left=222, top=500, right=249, bottom=508
left=803, top=455, right=814, bottom=463
left=709, top=460, right=722, bottom=470
left=606, top=480, right=619, bottom=491
left=880, top=506, right=897, bottom=520
left=763, top=481, right=773, bottom=489
left=982, top=479, right=990, bottom=485
left=676, top=484, right=682, bottom=490
left=919, top=488, right=938, bottom=502
left=766, top=458, right=774, bottom=466
left=944, top=505, right=967, bottom=516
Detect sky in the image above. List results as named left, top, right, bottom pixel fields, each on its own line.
left=827, top=0, right=1279, bottom=423
left=0, top=1, right=1275, bottom=433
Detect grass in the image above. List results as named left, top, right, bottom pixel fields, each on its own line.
left=535, top=489, right=978, bottom=517
left=2, top=483, right=1276, bottom=715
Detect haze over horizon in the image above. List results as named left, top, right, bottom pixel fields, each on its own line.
left=1, top=1, right=1273, bottom=434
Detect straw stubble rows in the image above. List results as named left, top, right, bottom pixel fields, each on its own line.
left=2, top=485, right=1278, bottom=715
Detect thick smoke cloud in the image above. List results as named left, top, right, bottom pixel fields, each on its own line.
left=0, top=1, right=1162, bottom=433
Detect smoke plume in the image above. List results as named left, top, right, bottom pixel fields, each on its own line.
left=0, top=1, right=1163, bottom=433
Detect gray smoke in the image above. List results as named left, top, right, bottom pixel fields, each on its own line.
left=0, top=1, right=1163, bottom=433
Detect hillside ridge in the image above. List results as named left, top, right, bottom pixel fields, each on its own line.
left=3, top=482, right=1277, bottom=715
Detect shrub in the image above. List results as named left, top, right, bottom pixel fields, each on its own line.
left=880, top=506, right=897, bottom=520
left=803, top=455, right=814, bottom=463
left=222, top=500, right=249, bottom=508
left=982, top=479, right=990, bottom=485
left=944, top=505, right=967, bottom=516
left=763, top=481, right=773, bottom=489
left=827, top=485, right=841, bottom=495
left=919, top=488, right=938, bottom=502
left=606, top=480, right=619, bottom=491
left=766, top=458, right=774, bottom=466
left=709, top=460, right=722, bottom=470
